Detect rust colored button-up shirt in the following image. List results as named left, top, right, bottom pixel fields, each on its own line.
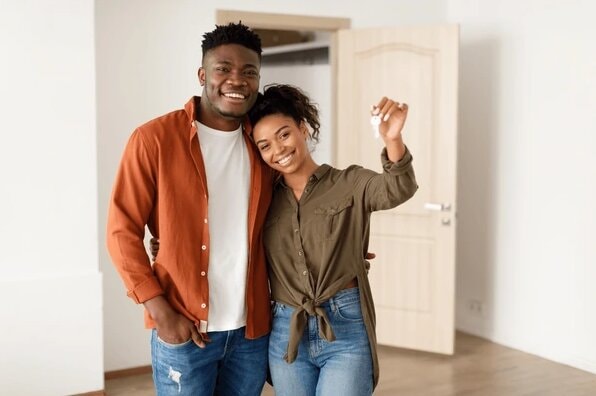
left=107, top=97, right=273, bottom=339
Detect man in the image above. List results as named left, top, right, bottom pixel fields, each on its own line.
left=107, top=22, right=272, bottom=395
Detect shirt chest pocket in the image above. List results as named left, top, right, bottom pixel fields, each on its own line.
left=313, top=196, right=354, bottom=241
left=264, top=216, right=283, bottom=253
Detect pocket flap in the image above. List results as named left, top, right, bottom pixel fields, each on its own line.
left=314, top=195, right=353, bottom=215
left=265, top=216, right=279, bottom=228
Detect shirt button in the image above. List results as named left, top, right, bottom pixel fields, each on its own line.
left=298, top=250, right=303, bottom=256
left=302, top=270, right=308, bottom=276
left=201, top=245, right=207, bottom=251
left=294, top=229, right=299, bottom=233
left=201, top=303, right=207, bottom=308
left=200, top=271, right=206, bottom=276
left=204, top=218, right=208, bottom=223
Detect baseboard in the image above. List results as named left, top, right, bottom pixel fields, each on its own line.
left=456, top=326, right=596, bottom=376
left=74, top=365, right=152, bottom=394
left=566, top=356, right=596, bottom=375
left=105, top=365, right=153, bottom=380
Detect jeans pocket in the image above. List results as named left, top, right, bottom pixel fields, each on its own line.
left=156, top=334, right=193, bottom=349
left=334, top=299, right=364, bottom=322
left=272, top=302, right=287, bottom=318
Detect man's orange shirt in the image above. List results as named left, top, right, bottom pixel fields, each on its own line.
left=107, top=97, right=273, bottom=338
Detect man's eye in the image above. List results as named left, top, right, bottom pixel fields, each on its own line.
left=245, top=70, right=259, bottom=76
left=216, top=67, right=229, bottom=72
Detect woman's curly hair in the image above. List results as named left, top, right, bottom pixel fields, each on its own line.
left=248, top=84, right=320, bottom=143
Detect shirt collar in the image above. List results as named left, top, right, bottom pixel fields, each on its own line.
left=185, top=96, right=252, bottom=139
left=311, top=164, right=332, bottom=181
left=275, top=164, right=332, bottom=189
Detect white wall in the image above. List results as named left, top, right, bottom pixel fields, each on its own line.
left=450, top=0, right=596, bottom=373
left=3, top=0, right=590, bottom=391
left=96, top=0, right=445, bottom=371
left=0, top=1, right=103, bottom=395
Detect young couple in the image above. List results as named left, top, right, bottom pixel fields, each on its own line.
left=107, top=22, right=417, bottom=396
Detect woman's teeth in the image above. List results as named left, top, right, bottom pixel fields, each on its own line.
left=277, top=153, right=293, bottom=166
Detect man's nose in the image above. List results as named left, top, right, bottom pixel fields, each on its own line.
left=226, top=71, right=247, bottom=86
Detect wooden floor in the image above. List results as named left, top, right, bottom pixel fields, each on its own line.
left=105, top=332, right=596, bottom=395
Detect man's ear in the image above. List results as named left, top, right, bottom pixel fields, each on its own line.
left=198, top=67, right=205, bottom=86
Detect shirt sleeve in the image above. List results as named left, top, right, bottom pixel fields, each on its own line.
left=361, top=145, right=418, bottom=212
left=106, top=129, right=163, bottom=304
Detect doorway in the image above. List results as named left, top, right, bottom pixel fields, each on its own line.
left=216, top=10, right=349, bottom=165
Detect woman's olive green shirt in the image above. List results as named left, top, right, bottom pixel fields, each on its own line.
left=264, top=147, right=418, bottom=389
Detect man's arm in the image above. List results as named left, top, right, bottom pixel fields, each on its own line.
left=106, top=129, right=162, bottom=303
left=107, top=130, right=205, bottom=347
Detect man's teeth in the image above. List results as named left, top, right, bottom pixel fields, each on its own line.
left=277, top=153, right=293, bottom=166
left=224, top=92, right=245, bottom=99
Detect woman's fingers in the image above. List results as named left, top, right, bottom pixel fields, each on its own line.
left=372, top=98, right=407, bottom=121
left=379, top=99, right=395, bottom=121
left=371, top=98, right=408, bottom=138
left=372, top=97, right=388, bottom=115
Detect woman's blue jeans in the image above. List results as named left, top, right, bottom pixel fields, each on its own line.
left=150, top=326, right=268, bottom=395
left=269, top=287, right=373, bottom=396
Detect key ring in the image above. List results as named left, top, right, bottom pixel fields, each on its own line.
left=370, top=115, right=381, bottom=139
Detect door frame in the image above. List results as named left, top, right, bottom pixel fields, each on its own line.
left=216, top=10, right=351, bottom=165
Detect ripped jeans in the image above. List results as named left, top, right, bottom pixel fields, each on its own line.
left=150, top=327, right=268, bottom=395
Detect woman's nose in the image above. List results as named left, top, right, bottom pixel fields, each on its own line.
left=272, top=142, right=284, bottom=155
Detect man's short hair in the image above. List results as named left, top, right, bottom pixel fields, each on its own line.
left=201, top=22, right=262, bottom=61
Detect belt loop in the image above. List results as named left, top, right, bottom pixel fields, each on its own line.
left=199, top=320, right=208, bottom=333
left=329, top=295, right=336, bottom=312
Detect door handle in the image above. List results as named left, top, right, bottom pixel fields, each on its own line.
left=424, top=202, right=452, bottom=212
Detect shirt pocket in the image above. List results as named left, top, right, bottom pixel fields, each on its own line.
left=313, top=195, right=354, bottom=241
left=264, top=216, right=283, bottom=253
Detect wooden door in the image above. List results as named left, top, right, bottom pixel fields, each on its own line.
left=336, top=25, right=459, bottom=354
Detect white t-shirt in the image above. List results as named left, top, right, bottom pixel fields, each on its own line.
left=197, top=121, right=250, bottom=332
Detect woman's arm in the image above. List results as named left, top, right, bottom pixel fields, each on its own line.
left=373, top=97, right=408, bottom=162
left=356, top=97, right=418, bottom=212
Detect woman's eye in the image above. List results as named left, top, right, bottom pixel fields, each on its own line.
left=280, top=132, right=290, bottom=140
left=259, top=145, right=269, bottom=151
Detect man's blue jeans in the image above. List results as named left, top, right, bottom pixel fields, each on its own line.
left=150, top=326, right=268, bottom=395
left=269, top=287, right=373, bottom=396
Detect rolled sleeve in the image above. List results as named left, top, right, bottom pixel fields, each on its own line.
left=381, top=145, right=413, bottom=174
left=127, top=276, right=164, bottom=303
left=361, top=145, right=418, bottom=211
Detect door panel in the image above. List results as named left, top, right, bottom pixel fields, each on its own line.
left=336, top=25, right=459, bottom=354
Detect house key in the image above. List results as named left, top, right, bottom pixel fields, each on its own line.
left=370, top=114, right=381, bottom=139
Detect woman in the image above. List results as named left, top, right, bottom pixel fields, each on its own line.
left=248, top=84, right=418, bottom=396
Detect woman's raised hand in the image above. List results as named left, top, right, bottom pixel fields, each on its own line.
left=371, top=97, right=408, bottom=142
